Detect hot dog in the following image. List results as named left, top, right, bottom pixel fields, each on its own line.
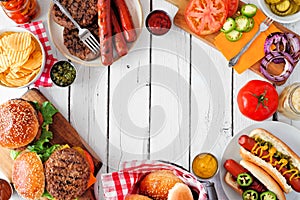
left=97, top=0, right=113, bottom=66
left=239, top=128, right=300, bottom=193
left=112, top=0, right=136, bottom=42
left=111, top=8, right=128, bottom=57
left=224, top=159, right=286, bottom=200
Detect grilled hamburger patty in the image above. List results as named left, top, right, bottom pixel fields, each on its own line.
left=63, top=22, right=100, bottom=60
left=44, top=148, right=90, bottom=200
left=51, top=0, right=98, bottom=29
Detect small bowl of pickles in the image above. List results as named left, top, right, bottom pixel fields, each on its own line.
left=50, top=60, right=77, bottom=87
left=258, top=0, right=300, bottom=23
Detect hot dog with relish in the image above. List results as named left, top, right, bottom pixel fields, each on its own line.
left=239, top=128, right=300, bottom=193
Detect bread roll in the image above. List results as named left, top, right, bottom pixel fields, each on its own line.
left=139, top=170, right=183, bottom=200
left=12, top=152, right=45, bottom=200
left=167, top=183, right=193, bottom=200
left=125, top=194, right=153, bottom=200
left=0, top=99, right=39, bottom=149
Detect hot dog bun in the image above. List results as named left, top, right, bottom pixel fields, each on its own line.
left=239, top=128, right=300, bottom=193
left=224, top=159, right=286, bottom=200
left=240, top=160, right=286, bottom=200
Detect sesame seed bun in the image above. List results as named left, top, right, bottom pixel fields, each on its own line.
left=125, top=194, right=153, bottom=200
left=12, top=152, right=45, bottom=200
left=139, top=170, right=183, bottom=200
left=0, top=99, right=39, bottom=149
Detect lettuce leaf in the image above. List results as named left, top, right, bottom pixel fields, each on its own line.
left=27, top=101, right=59, bottom=162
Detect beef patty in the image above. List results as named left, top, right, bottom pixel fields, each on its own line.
left=63, top=22, right=100, bottom=61
left=44, top=148, right=90, bottom=200
left=51, top=0, right=98, bottom=29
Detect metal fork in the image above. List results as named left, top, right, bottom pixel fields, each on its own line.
left=228, top=17, right=273, bottom=68
left=52, top=0, right=100, bottom=54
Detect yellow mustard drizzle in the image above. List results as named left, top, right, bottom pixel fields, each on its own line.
left=283, top=169, right=300, bottom=181
left=250, top=139, right=300, bottom=181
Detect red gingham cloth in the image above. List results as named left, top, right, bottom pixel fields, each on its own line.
left=19, top=20, right=57, bottom=87
left=100, top=160, right=208, bottom=200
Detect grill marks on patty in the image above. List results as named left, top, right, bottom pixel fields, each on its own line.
left=45, top=148, right=90, bottom=200
left=63, top=22, right=100, bottom=60
left=52, top=0, right=98, bottom=29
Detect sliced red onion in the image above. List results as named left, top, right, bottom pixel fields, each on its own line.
left=285, top=33, right=300, bottom=62
left=260, top=52, right=295, bottom=82
left=264, top=32, right=289, bottom=64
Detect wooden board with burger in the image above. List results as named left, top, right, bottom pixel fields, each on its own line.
left=164, top=0, right=300, bottom=86
left=0, top=88, right=102, bottom=200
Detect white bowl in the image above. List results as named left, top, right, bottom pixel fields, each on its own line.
left=258, top=0, right=300, bottom=23
left=0, top=27, right=45, bottom=88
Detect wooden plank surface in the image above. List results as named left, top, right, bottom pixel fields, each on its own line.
left=0, top=88, right=102, bottom=200
left=164, top=0, right=300, bottom=85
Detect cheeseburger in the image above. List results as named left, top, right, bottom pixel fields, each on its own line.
left=0, top=99, right=43, bottom=149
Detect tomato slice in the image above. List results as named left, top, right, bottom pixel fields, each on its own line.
left=184, top=0, right=228, bottom=35
left=227, top=0, right=239, bottom=17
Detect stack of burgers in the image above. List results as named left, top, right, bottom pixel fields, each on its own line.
left=0, top=99, right=96, bottom=200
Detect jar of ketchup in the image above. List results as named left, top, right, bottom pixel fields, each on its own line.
left=0, top=0, right=40, bottom=24
left=146, top=10, right=172, bottom=36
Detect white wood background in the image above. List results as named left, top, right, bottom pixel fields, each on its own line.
left=0, top=0, right=300, bottom=199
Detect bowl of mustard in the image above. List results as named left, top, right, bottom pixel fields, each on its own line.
left=192, top=152, right=218, bottom=179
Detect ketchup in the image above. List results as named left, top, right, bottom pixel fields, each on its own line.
left=0, top=179, right=13, bottom=200
left=146, top=10, right=172, bottom=36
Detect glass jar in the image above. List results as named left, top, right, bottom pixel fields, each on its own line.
left=278, top=82, right=300, bottom=120
left=0, top=0, right=40, bottom=24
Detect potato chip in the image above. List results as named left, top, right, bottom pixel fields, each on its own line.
left=0, top=31, right=43, bottom=87
left=5, top=32, right=32, bottom=51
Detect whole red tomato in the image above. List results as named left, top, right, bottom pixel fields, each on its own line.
left=237, top=80, right=278, bottom=121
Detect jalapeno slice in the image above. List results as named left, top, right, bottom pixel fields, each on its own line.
left=221, top=17, right=236, bottom=33
left=225, top=30, right=242, bottom=42
left=241, top=4, right=258, bottom=18
left=242, top=189, right=259, bottom=200
left=260, top=191, right=277, bottom=200
left=237, top=173, right=253, bottom=186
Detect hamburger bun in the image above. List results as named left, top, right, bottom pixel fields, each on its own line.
left=139, top=170, right=183, bottom=200
left=0, top=99, right=39, bottom=149
left=12, top=152, right=45, bottom=200
left=167, top=183, right=193, bottom=200
left=44, top=148, right=90, bottom=200
left=240, top=160, right=286, bottom=200
left=125, top=194, right=153, bottom=200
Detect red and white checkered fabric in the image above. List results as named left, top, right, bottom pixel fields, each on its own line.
left=100, top=160, right=208, bottom=200
left=19, top=20, right=57, bottom=87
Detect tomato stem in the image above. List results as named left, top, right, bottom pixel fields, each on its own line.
left=252, top=90, right=269, bottom=111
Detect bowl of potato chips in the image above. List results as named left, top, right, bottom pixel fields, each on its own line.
left=0, top=27, right=45, bottom=88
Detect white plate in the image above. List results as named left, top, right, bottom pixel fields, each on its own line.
left=0, top=27, right=45, bottom=88
left=258, top=0, right=300, bottom=24
left=220, top=121, right=300, bottom=200
left=47, top=0, right=143, bottom=67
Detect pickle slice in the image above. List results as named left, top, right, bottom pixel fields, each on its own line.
left=265, top=0, right=281, bottom=4
left=266, top=0, right=281, bottom=4
left=276, top=0, right=291, bottom=11
left=270, top=3, right=294, bottom=15
left=292, top=0, right=300, bottom=6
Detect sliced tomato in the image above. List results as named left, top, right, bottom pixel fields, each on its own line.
left=184, top=0, right=228, bottom=35
left=227, top=0, right=239, bottom=17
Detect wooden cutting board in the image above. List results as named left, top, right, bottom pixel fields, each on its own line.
left=0, top=88, right=102, bottom=200
left=165, top=0, right=300, bottom=85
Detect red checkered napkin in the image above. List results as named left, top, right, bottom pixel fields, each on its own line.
left=100, top=160, right=208, bottom=200
left=19, top=20, right=57, bottom=87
